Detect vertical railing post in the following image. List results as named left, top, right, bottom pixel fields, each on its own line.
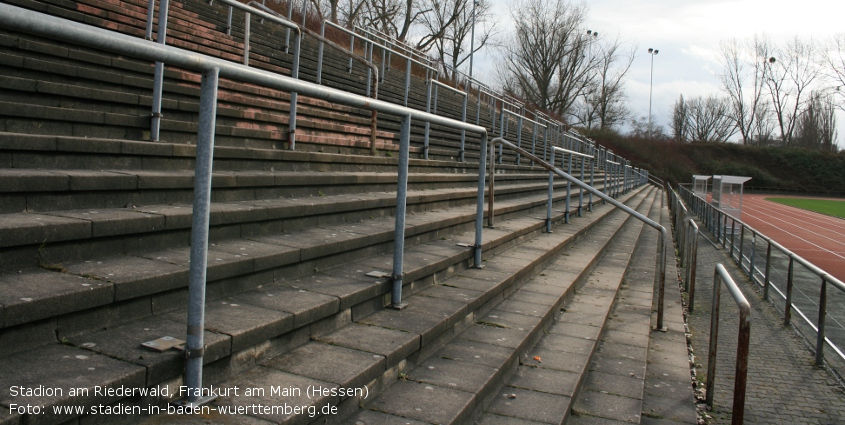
left=578, top=156, right=584, bottom=217
left=688, top=221, right=699, bottom=312
left=738, top=225, right=745, bottom=271
left=763, top=243, right=772, bottom=301
left=565, top=153, right=572, bottom=223
left=588, top=148, right=594, bottom=212
left=423, top=80, right=433, bottom=159
left=181, top=67, right=219, bottom=407
left=243, top=12, right=250, bottom=65
left=145, top=0, right=155, bottom=40
left=390, top=115, right=412, bottom=309
left=474, top=134, right=488, bottom=268
left=785, top=257, right=794, bottom=325
left=706, top=264, right=751, bottom=425
left=817, top=278, right=827, bottom=366
left=403, top=59, right=411, bottom=106
left=459, top=91, right=467, bottom=162
left=546, top=148, right=555, bottom=233
left=749, top=232, right=756, bottom=280
left=515, top=115, right=524, bottom=164
left=150, top=0, right=170, bottom=141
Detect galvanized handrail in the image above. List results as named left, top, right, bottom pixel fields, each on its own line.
left=423, top=79, right=468, bottom=160
left=320, top=20, right=438, bottom=107
left=551, top=147, right=594, bottom=225
left=479, top=138, right=669, bottom=329
left=706, top=263, right=751, bottom=425
left=146, top=0, right=303, bottom=146
left=668, top=187, right=700, bottom=311
left=500, top=109, right=548, bottom=164
left=678, top=185, right=845, bottom=367
left=0, top=3, right=490, bottom=406
left=354, top=25, right=433, bottom=68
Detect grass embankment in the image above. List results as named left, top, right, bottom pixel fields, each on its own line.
left=581, top=128, right=845, bottom=194
left=765, top=197, right=845, bottom=219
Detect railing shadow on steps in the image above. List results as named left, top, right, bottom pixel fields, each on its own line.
left=0, top=2, right=489, bottom=408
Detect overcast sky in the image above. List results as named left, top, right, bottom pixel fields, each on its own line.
left=468, top=0, right=844, bottom=144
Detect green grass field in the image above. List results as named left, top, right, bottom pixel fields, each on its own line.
left=765, top=197, right=845, bottom=219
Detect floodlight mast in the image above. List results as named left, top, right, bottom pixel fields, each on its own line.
left=647, top=48, right=659, bottom=138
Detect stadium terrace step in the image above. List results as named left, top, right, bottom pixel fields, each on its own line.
left=0, top=178, right=646, bottom=425
left=0, top=0, right=543, bottom=162
left=445, top=188, right=658, bottom=425
left=116, top=186, right=656, bottom=425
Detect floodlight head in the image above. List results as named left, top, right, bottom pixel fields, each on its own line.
left=648, top=48, right=653, bottom=53
left=654, top=49, right=659, bottom=55
left=587, top=29, right=592, bottom=35
left=769, top=56, right=776, bottom=63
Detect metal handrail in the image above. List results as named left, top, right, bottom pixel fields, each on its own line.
left=146, top=0, right=303, bottom=145
left=479, top=138, right=669, bottom=329
left=668, top=187, right=700, bottom=311
left=0, top=3, right=490, bottom=406
left=320, top=20, right=437, bottom=107
left=423, top=80, right=468, bottom=160
left=678, top=185, right=845, bottom=367
left=706, top=263, right=751, bottom=425
left=354, top=25, right=433, bottom=68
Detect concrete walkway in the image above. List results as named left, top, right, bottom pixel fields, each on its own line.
left=685, top=220, right=845, bottom=424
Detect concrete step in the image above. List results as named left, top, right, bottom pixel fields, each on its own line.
left=559, top=190, right=662, bottom=425
left=332, top=187, right=658, bottom=425
left=472, top=188, right=659, bottom=425
left=0, top=174, right=646, bottom=425
left=564, top=194, right=696, bottom=425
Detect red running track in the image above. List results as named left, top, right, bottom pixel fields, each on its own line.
left=732, top=194, right=845, bottom=283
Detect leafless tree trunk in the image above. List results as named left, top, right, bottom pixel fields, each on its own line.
left=497, top=0, right=593, bottom=119
left=823, top=33, right=845, bottom=111
left=719, top=37, right=768, bottom=144
left=751, top=100, right=777, bottom=145
left=575, top=35, right=634, bottom=130
left=418, top=0, right=497, bottom=83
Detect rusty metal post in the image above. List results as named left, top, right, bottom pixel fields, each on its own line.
left=785, top=257, right=794, bottom=325
left=706, top=264, right=751, bottom=425
left=817, top=278, right=827, bottom=366
left=763, top=243, right=772, bottom=301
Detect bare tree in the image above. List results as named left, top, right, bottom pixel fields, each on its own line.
left=356, top=0, right=431, bottom=42
left=419, top=0, right=497, bottom=82
left=823, top=33, right=845, bottom=111
left=794, top=91, right=838, bottom=151
left=575, top=35, right=635, bottom=129
left=718, top=37, right=768, bottom=144
left=414, top=0, right=465, bottom=55
left=671, top=95, right=689, bottom=142
left=498, top=0, right=594, bottom=119
left=683, top=95, right=737, bottom=143
left=764, top=36, right=820, bottom=146
left=750, top=100, right=777, bottom=145
left=629, top=115, right=669, bottom=140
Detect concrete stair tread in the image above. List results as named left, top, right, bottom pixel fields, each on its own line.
left=0, top=172, right=592, bottom=250
left=101, top=187, right=649, bottom=425
left=341, top=188, right=656, bottom=425
left=0, top=179, right=607, bottom=336
left=473, top=188, right=658, bottom=425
